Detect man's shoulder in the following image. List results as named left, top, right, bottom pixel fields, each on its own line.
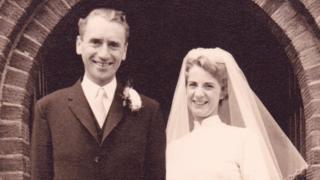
left=37, top=85, right=74, bottom=105
left=140, top=94, right=160, bottom=108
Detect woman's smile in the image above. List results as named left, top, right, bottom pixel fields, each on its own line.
left=192, top=99, right=208, bottom=106
left=186, top=65, right=222, bottom=121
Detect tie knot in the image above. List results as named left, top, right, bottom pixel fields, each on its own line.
left=96, top=88, right=107, bottom=99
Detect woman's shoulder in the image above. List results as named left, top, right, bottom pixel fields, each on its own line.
left=222, top=123, right=248, bottom=134
left=220, top=124, right=259, bottom=141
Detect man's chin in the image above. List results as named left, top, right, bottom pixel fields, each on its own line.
left=96, top=77, right=114, bottom=85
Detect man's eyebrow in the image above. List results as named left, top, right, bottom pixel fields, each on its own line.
left=89, top=38, right=102, bottom=42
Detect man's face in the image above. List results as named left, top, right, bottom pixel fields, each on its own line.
left=76, top=16, right=128, bottom=86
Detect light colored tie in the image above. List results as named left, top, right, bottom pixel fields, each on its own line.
left=94, top=88, right=108, bottom=128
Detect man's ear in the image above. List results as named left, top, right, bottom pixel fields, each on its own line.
left=121, top=43, right=128, bottom=61
left=76, top=35, right=82, bottom=55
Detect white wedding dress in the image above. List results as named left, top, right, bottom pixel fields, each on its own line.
left=166, top=115, right=272, bottom=180
left=167, top=48, right=308, bottom=180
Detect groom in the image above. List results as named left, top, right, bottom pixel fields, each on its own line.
left=31, top=8, right=166, bottom=180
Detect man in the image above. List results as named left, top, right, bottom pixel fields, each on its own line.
left=31, top=8, right=166, bottom=180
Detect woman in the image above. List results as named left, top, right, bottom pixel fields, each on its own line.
left=166, top=48, right=308, bottom=180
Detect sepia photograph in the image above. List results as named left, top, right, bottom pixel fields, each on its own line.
left=0, top=0, right=319, bottom=179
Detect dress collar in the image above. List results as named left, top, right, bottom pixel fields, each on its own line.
left=193, top=115, right=223, bottom=129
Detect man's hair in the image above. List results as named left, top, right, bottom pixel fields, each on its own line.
left=78, top=8, right=129, bottom=42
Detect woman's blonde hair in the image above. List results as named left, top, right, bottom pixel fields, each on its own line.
left=185, top=55, right=228, bottom=99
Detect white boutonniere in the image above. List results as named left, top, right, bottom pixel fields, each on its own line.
left=122, top=84, right=142, bottom=112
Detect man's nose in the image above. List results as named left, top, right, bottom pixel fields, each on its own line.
left=97, top=44, right=111, bottom=60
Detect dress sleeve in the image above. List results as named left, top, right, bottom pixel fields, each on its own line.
left=240, top=130, right=272, bottom=180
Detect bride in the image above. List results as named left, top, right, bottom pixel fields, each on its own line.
left=166, top=48, right=308, bottom=180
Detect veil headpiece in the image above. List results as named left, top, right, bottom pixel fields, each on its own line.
left=166, top=47, right=308, bottom=180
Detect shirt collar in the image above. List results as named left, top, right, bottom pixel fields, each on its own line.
left=81, top=75, right=117, bottom=100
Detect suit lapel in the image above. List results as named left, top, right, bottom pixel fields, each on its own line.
left=101, top=83, right=124, bottom=143
left=68, top=80, right=99, bottom=143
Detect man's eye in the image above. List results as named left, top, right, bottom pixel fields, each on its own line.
left=89, top=39, right=101, bottom=46
left=109, top=41, right=121, bottom=49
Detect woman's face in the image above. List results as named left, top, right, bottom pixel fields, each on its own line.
left=186, top=65, right=222, bottom=121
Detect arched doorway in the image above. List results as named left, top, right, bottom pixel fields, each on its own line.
left=2, top=0, right=319, bottom=179
left=36, top=0, right=305, bottom=158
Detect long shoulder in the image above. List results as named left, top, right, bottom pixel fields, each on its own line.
left=223, top=124, right=247, bottom=133
left=222, top=124, right=254, bottom=139
left=138, top=94, right=164, bottom=119
left=36, top=85, right=75, bottom=108
left=140, top=94, right=160, bottom=109
left=229, top=126, right=261, bottom=145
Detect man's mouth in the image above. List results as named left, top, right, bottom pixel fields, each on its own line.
left=92, top=60, right=113, bottom=67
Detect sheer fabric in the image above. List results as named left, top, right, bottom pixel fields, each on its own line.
left=166, top=48, right=308, bottom=180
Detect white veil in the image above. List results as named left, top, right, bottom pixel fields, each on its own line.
left=166, top=47, right=308, bottom=180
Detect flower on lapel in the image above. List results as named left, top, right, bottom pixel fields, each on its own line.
left=122, top=86, right=142, bottom=112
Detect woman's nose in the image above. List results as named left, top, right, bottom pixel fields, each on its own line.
left=193, top=87, right=204, bottom=97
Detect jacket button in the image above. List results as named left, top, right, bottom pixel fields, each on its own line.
left=94, top=156, right=100, bottom=163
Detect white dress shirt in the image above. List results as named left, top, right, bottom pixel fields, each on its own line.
left=81, top=75, right=117, bottom=128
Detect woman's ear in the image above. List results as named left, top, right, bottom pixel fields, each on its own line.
left=220, top=85, right=228, bottom=100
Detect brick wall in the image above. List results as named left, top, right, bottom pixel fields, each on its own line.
left=0, top=1, right=80, bottom=179
left=0, top=0, right=319, bottom=179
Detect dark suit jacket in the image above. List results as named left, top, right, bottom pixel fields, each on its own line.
left=31, top=80, right=166, bottom=180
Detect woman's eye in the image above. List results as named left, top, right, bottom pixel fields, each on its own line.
left=204, top=84, right=214, bottom=89
left=187, top=82, right=197, bottom=88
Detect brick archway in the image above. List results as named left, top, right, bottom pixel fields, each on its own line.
left=0, top=0, right=319, bottom=179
